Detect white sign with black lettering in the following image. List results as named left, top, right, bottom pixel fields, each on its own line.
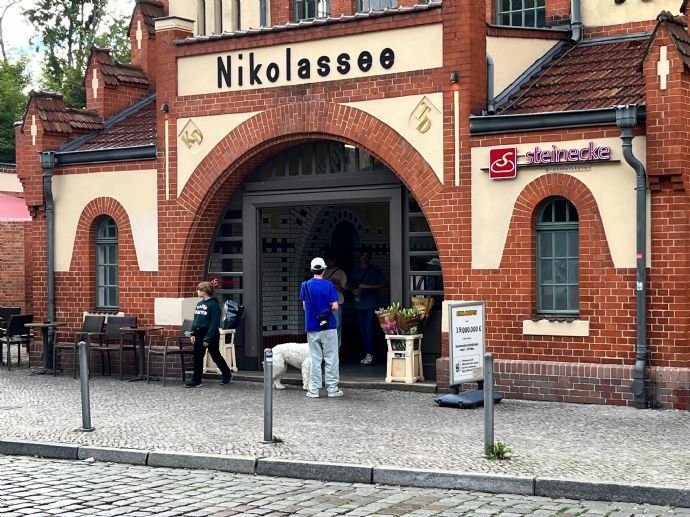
left=448, top=301, right=485, bottom=386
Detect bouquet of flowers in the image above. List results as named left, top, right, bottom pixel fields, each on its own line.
left=411, top=296, right=435, bottom=320
left=396, top=306, right=422, bottom=335
left=376, top=302, right=400, bottom=335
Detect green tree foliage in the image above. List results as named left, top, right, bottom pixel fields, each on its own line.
left=24, top=0, right=113, bottom=108
left=0, top=58, right=29, bottom=163
left=94, top=15, right=131, bottom=64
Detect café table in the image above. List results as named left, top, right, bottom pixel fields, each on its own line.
left=25, top=321, right=66, bottom=375
left=121, top=325, right=163, bottom=382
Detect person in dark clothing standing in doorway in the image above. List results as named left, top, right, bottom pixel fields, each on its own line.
left=186, top=281, right=232, bottom=388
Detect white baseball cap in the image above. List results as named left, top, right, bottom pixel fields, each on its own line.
left=310, top=257, right=327, bottom=271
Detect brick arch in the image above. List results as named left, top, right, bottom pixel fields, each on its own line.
left=65, top=197, right=138, bottom=313
left=177, top=101, right=443, bottom=291
left=501, top=173, right=614, bottom=314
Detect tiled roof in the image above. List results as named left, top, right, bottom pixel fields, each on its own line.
left=30, top=92, right=103, bottom=134
left=132, top=0, right=165, bottom=37
left=653, top=11, right=690, bottom=69
left=67, top=96, right=156, bottom=152
left=90, top=48, right=149, bottom=88
left=497, top=36, right=649, bottom=115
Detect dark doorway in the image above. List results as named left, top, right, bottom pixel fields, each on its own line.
left=330, top=221, right=357, bottom=274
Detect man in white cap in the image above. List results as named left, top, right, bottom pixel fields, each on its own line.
left=299, top=257, right=342, bottom=398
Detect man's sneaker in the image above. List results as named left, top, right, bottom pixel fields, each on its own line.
left=306, top=391, right=320, bottom=398
left=185, top=380, right=202, bottom=388
left=220, top=375, right=232, bottom=385
left=328, top=389, right=344, bottom=398
left=360, top=353, right=374, bottom=365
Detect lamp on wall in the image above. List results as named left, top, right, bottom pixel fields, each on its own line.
left=161, top=103, right=170, bottom=113
left=449, top=71, right=459, bottom=84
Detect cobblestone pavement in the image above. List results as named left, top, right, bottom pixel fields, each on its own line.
left=1, top=455, right=688, bottom=516
left=1, top=368, right=689, bottom=489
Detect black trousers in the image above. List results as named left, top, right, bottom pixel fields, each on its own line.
left=191, top=330, right=231, bottom=383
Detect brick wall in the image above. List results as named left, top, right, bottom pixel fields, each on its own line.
left=0, top=221, right=27, bottom=311
left=14, top=1, right=690, bottom=407
left=437, top=357, right=690, bottom=409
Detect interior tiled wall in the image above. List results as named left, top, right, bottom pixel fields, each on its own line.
left=260, top=204, right=391, bottom=342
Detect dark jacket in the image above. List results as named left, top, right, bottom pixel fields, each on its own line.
left=192, top=296, right=221, bottom=343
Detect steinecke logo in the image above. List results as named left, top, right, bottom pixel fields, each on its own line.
left=489, top=147, right=517, bottom=180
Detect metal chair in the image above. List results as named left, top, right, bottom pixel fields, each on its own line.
left=147, top=319, right=194, bottom=386
left=52, top=315, right=105, bottom=378
left=1, top=313, right=34, bottom=370
left=0, top=307, right=21, bottom=334
left=87, top=316, right=137, bottom=379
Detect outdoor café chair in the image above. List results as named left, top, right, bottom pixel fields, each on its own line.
left=1, top=313, right=34, bottom=370
left=0, top=307, right=21, bottom=335
left=147, top=319, right=194, bottom=386
left=88, top=316, right=137, bottom=380
left=52, top=315, right=105, bottom=378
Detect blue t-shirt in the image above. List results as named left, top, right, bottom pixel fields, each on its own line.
left=348, top=264, right=385, bottom=310
left=299, top=278, right=338, bottom=332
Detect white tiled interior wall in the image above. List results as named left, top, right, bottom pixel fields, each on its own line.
left=260, top=204, right=390, bottom=337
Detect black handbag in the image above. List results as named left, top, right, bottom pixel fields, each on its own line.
left=305, top=280, right=331, bottom=330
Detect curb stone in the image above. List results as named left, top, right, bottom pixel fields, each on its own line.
left=148, top=450, right=256, bottom=474
left=256, top=458, right=373, bottom=483
left=1, top=439, right=689, bottom=507
left=0, top=439, right=79, bottom=460
left=373, top=466, right=534, bottom=495
left=535, top=478, right=690, bottom=508
left=77, top=446, right=149, bottom=465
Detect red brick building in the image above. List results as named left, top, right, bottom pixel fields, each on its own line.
left=13, top=0, right=690, bottom=408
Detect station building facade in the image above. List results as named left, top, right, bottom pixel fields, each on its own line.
left=14, top=0, right=690, bottom=408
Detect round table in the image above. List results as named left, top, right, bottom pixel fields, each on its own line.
left=121, top=325, right=163, bottom=381
left=25, top=321, right=66, bottom=373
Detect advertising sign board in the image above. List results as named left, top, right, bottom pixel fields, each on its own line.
left=448, top=301, right=485, bottom=386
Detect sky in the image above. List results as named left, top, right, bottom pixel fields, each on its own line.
left=3, top=0, right=136, bottom=82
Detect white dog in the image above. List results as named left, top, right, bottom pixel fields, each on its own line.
left=271, top=342, right=311, bottom=390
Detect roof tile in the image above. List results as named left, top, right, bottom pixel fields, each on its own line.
left=655, top=11, right=690, bottom=69
left=497, top=37, right=649, bottom=115
left=71, top=98, right=156, bottom=151
left=31, top=92, right=103, bottom=134
left=91, top=48, right=149, bottom=88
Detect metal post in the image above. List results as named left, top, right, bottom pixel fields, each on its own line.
left=263, top=348, right=273, bottom=443
left=484, top=353, right=494, bottom=455
left=78, top=341, right=94, bottom=432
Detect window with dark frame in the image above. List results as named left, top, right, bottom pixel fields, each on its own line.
left=356, top=0, right=398, bottom=11
left=536, top=197, right=579, bottom=315
left=294, top=0, right=331, bottom=21
left=496, top=0, right=546, bottom=28
left=95, top=216, right=119, bottom=309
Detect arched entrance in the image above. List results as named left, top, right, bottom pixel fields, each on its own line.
left=205, top=140, right=444, bottom=380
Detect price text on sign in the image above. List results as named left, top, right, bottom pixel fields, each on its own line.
left=448, top=301, right=485, bottom=386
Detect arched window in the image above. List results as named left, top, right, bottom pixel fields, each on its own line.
left=214, top=0, right=222, bottom=33
left=197, top=0, right=206, bottom=35
left=95, top=216, right=118, bottom=309
left=536, top=197, right=578, bottom=315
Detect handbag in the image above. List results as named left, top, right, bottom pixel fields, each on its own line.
left=305, top=280, right=331, bottom=330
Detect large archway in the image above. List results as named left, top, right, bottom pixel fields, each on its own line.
left=177, top=103, right=445, bottom=378
left=177, top=101, right=443, bottom=293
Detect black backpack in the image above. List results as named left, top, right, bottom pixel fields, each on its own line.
left=223, top=299, right=244, bottom=329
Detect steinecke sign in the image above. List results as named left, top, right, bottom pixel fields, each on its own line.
left=488, top=142, right=612, bottom=180
left=177, top=24, right=443, bottom=96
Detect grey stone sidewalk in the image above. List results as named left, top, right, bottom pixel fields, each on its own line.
left=1, top=368, right=689, bottom=505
